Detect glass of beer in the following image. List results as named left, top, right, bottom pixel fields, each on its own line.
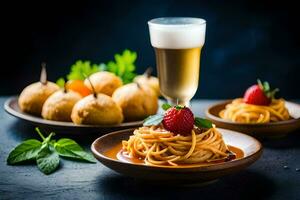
left=148, top=17, right=206, bottom=106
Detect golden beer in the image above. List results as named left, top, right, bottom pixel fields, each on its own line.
left=148, top=17, right=206, bottom=106
left=155, top=47, right=201, bottom=104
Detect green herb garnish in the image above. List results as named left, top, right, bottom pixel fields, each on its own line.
left=56, top=49, right=138, bottom=84
left=105, top=49, right=137, bottom=84
left=54, top=138, right=96, bottom=163
left=56, top=77, right=65, bottom=88
left=67, top=60, right=100, bottom=81
left=194, top=117, right=213, bottom=128
left=7, top=128, right=96, bottom=175
left=143, top=114, right=164, bottom=126
left=162, top=103, right=172, bottom=111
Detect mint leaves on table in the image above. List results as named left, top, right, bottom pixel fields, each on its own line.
left=36, top=145, right=60, bottom=175
left=7, top=128, right=96, bottom=175
left=54, top=138, right=96, bottom=163
left=6, top=139, right=42, bottom=164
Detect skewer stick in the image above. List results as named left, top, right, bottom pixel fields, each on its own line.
left=144, top=67, right=153, bottom=78
left=63, top=82, right=67, bottom=93
left=135, top=81, right=141, bottom=89
left=84, top=74, right=97, bottom=98
left=40, top=62, right=47, bottom=85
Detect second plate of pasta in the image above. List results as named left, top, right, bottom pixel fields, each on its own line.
left=206, top=100, right=300, bottom=138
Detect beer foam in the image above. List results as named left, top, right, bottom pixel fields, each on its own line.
left=148, top=18, right=206, bottom=49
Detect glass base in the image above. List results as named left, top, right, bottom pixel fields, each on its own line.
left=167, top=99, right=190, bottom=107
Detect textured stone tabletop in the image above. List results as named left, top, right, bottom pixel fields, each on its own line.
left=0, top=97, right=299, bottom=200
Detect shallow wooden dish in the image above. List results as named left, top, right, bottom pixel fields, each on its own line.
left=4, top=97, right=143, bottom=135
left=205, top=100, right=300, bottom=138
left=91, top=128, right=262, bottom=185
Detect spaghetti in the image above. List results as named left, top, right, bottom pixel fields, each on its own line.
left=122, top=126, right=229, bottom=166
left=219, top=98, right=290, bottom=123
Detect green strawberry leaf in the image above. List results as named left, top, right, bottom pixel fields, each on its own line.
left=263, top=81, right=270, bottom=92
left=143, top=114, right=164, bottom=126
left=270, top=88, right=280, bottom=98
left=257, top=79, right=279, bottom=99
left=257, top=79, right=263, bottom=89
left=36, top=145, right=60, bottom=175
left=175, top=105, right=185, bottom=110
left=194, top=117, right=213, bottom=128
left=54, top=139, right=96, bottom=163
left=7, top=139, right=42, bottom=165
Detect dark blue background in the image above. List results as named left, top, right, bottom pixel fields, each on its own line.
left=3, top=0, right=299, bottom=99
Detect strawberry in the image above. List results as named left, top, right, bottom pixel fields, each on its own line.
left=243, top=79, right=279, bottom=106
left=162, top=106, right=194, bottom=135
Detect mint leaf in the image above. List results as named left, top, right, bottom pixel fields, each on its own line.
left=7, top=127, right=95, bottom=175
left=54, top=139, right=96, bottom=163
left=36, top=145, right=60, bottom=175
left=7, top=139, right=42, bottom=165
left=42, top=132, right=55, bottom=145
left=194, top=117, right=213, bottom=128
left=143, top=114, right=164, bottom=126
left=162, top=103, right=172, bottom=111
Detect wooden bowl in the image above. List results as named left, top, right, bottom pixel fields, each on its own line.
left=91, top=128, right=262, bottom=185
left=4, top=97, right=143, bottom=135
left=205, top=100, right=300, bottom=138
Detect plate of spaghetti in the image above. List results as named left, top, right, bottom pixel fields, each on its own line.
left=206, top=80, right=300, bottom=138
left=91, top=104, right=262, bottom=184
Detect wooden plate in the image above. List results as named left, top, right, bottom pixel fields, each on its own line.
left=91, top=128, right=262, bottom=185
left=4, top=97, right=143, bottom=135
left=205, top=100, right=300, bottom=138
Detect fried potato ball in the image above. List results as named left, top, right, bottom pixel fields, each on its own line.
left=71, top=93, right=123, bottom=125
left=112, top=83, right=158, bottom=121
left=18, top=82, right=59, bottom=116
left=42, top=90, right=82, bottom=122
left=134, top=75, right=160, bottom=96
left=84, top=72, right=122, bottom=96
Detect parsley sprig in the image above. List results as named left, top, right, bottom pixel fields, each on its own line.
left=56, top=49, right=137, bottom=86
left=7, top=128, right=96, bottom=175
left=67, top=61, right=100, bottom=81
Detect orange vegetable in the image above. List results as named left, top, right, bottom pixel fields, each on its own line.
left=66, top=80, right=91, bottom=97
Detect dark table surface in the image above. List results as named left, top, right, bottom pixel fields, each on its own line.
left=0, top=97, right=299, bottom=200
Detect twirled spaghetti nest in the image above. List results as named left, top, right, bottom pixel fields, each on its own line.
left=219, top=98, right=290, bottom=123
left=122, top=126, right=228, bottom=166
